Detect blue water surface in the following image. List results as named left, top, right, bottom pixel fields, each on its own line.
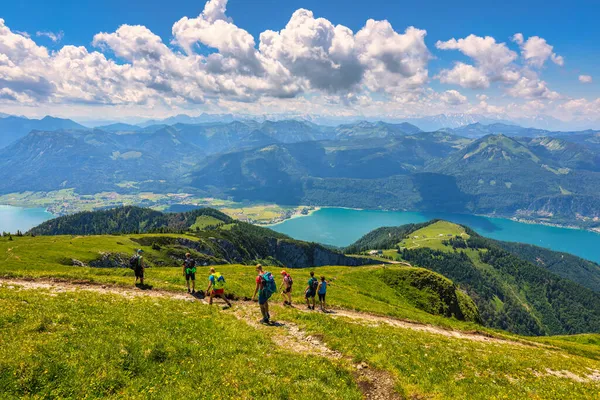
left=0, top=205, right=54, bottom=233
left=271, top=208, right=600, bottom=263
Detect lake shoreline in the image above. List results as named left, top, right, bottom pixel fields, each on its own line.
left=268, top=205, right=600, bottom=235
left=269, top=207, right=600, bottom=263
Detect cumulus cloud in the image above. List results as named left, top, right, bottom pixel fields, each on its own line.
left=506, top=76, right=559, bottom=100
left=436, top=33, right=563, bottom=102
left=439, top=89, right=467, bottom=105
left=579, top=75, right=593, bottom=84
left=0, top=0, right=435, bottom=109
left=36, top=30, right=64, bottom=43
left=436, top=35, right=517, bottom=77
left=435, top=34, right=522, bottom=92
left=0, top=0, right=587, bottom=123
left=559, top=98, right=600, bottom=118
left=437, top=62, right=490, bottom=89
left=512, top=33, right=563, bottom=67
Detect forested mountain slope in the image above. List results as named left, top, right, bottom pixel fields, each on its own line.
left=27, top=206, right=379, bottom=269
left=346, top=220, right=600, bottom=335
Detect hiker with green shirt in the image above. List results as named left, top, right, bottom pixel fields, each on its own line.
left=130, top=249, right=145, bottom=287
left=182, top=253, right=196, bottom=294
left=206, top=267, right=232, bottom=308
left=305, top=271, right=318, bottom=310
left=317, top=276, right=328, bottom=312
left=251, top=264, right=277, bottom=324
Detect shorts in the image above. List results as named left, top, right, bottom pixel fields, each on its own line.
left=211, top=289, right=224, bottom=296
left=305, top=290, right=316, bottom=299
left=135, top=267, right=144, bottom=278
left=185, top=272, right=196, bottom=281
left=258, top=291, right=269, bottom=305
left=283, top=286, right=292, bottom=294
left=318, top=293, right=326, bottom=302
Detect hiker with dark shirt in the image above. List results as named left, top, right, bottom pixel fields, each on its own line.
left=206, top=267, right=232, bottom=308
left=182, top=253, right=196, bottom=294
left=132, top=249, right=144, bottom=286
left=317, top=276, right=328, bottom=312
left=305, top=271, right=318, bottom=310
left=280, top=270, right=293, bottom=306
left=251, top=264, right=276, bottom=324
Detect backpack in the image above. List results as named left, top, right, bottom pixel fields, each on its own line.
left=185, top=259, right=196, bottom=274
left=129, top=255, right=140, bottom=269
left=310, top=277, right=319, bottom=291
left=261, top=272, right=277, bottom=299
left=286, top=274, right=293, bottom=286
left=213, top=272, right=226, bottom=290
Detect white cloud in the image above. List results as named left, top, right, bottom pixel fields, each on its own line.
left=439, top=89, right=467, bottom=105
left=36, top=30, right=64, bottom=43
left=512, top=33, right=563, bottom=67
left=436, top=33, right=563, bottom=103
left=0, top=0, right=590, bottom=124
left=579, top=75, right=593, bottom=84
left=436, top=35, right=517, bottom=77
left=506, top=76, right=560, bottom=100
left=437, top=62, right=490, bottom=89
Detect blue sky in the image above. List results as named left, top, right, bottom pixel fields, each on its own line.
left=0, top=0, right=598, bottom=126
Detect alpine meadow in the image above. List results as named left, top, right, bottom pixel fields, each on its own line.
left=1, top=0, right=600, bottom=399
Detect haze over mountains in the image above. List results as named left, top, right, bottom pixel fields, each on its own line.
left=1, top=113, right=600, bottom=229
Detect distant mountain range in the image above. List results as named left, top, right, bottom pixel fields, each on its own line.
left=0, top=115, right=86, bottom=148
left=1, top=113, right=600, bottom=229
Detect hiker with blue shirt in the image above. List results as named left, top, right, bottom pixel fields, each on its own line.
left=207, top=267, right=232, bottom=308
left=305, top=271, right=318, bottom=310
left=317, top=276, right=328, bottom=312
left=251, top=264, right=276, bottom=324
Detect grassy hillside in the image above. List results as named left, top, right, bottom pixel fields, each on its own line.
left=2, top=230, right=600, bottom=398
left=28, top=206, right=233, bottom=236
left=1, top=273, right=599, bottom=398
left=25, top=207, right=378, bottom=269
left=346, top=221, right=600, bottom=336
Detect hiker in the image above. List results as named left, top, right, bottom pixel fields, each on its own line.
left=206, top=267, right=232, bottom=308
left=131, top=249, right=144, bottom=286
left=182, top=253, right=196, bottom=294
left=251, top=264, right=276, bottom=323
left=305, top=271, right=318, bottom=310
left=317, top=276, right=328, bottom=312
left=280, top=270, right=293, bottom=306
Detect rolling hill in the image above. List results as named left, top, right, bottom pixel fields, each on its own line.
left=27, top=206, right=380, bottom=269
left=345, top=220, right=600, bottom=336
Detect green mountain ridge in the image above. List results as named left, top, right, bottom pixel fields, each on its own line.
left=346, top=220, right=600, bottom=336
left=27, top=206, right=380, bottom=269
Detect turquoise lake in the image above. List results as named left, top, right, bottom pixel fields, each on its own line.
left=271, top=208, right=600, bottom=263
left=0, top=205, right=54, bottom=233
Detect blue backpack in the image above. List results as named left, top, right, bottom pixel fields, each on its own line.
left=261, top=272, right=277, bottom=299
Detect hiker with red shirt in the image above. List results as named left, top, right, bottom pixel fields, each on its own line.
left=251, top=264, right=276, bottom=324
left=280, top=270, right=293, bottom=306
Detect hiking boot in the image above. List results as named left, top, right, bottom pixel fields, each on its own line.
left=191, top=290, right=196, bottom=295
left=187, top=289, right=191, bottom=294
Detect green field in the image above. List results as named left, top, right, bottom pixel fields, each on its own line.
left=0, top=189, right=310, bottom=224
left=1, top=233, right=600, bottom=398
left=399, top=221, right=469, bottom=251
